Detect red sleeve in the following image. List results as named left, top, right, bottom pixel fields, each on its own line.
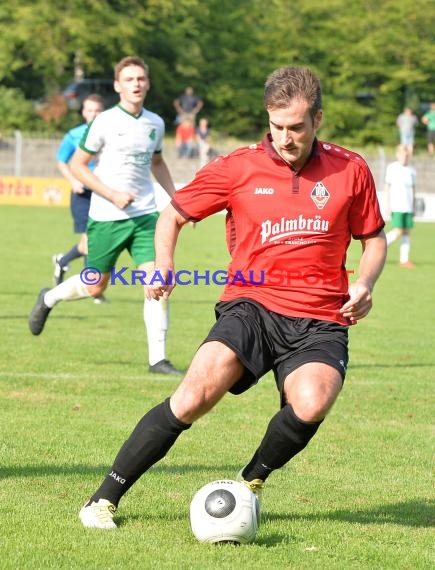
left=171, top=155, right=231, bottom=221
left=348, top=162, right=385, bottom=239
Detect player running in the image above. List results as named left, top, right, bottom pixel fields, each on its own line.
left=29, top=56, right=182, bottom=375
left=78, top=66, right=387, bottom=528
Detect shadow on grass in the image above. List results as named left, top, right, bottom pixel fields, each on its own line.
left=0, top=462, right=245, bottom=482
left=119, top=510, right=291, bottom=546
left=2, top=462, right=433, bottom=530
left=267, top=499, right=434, bottom=528
left=0, top=462, right=241, bottom=480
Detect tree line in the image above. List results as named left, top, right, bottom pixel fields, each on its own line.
left=1, top=0, right=434, bottom=147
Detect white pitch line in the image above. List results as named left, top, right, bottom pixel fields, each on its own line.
left=1, top=372, right=177, bottom=381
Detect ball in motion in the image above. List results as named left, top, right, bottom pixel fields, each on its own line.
left=189, top=479, right=259, bottom=544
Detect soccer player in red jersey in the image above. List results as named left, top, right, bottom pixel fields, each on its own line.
left=79, top=66, right=387, bottom=529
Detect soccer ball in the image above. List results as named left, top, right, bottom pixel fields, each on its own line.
left=189, top=479, right=260, bottom=544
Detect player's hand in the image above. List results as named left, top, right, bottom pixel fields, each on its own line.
left=111, top=191, right=137, bottom=209
left=145, top=268, right=176, bottom=301
left=340, top=281, right=373, bottom=323
left=72, top=180, right=85, bottom=194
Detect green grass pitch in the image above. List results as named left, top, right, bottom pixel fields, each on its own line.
left=0, top=206, right=433, bottom=569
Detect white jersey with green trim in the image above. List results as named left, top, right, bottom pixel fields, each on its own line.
left=80, top=104, right=165, bottom=221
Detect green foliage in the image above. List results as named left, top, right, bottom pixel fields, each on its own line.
left=0, top=87, right=39, bottom=131
left=1, top=0, right=435, bottom=141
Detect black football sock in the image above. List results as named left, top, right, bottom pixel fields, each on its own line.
left=61, top=245, right=82, bottom=266
left=89, top=398, right=191, bottom=506
left=242, top=404, right=323, bottom=482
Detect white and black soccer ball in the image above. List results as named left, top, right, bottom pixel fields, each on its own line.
left=189, top=479, right=260, bottom=544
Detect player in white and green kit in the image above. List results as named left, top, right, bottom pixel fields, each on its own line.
left=29, top=55, right=182, bottom=375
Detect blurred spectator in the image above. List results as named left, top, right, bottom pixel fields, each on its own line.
left=196, top=117, right=211, bottom=168
left=173, top=86, right=203, bottom=125
left=175, top=115, right=196, bottom=158
left=396, top=107, right=418, bottom=155
left=421, top=102, right=435, bottom=155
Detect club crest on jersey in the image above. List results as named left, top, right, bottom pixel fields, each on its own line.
left=310, top=182, right=330, bottom=210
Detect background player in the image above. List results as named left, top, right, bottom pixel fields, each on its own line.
left=53, top=94, right=104, bottom=289
left=384, top=144, right=416, bottom=267
left=29, top=55, right=182, bottom=375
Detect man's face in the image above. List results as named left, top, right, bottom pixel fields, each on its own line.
left=82, top=100, right=103, bottom=124
left=397, top=146, right=409, bottom=165
left=268, top=99, right=322, bottom=170
left=114, top=65, right=149, bottom=108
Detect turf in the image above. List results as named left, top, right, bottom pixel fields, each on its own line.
left=0, top=206, right=433, bottom=569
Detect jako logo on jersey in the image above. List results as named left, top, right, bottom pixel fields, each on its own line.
left=254, top=187, right=274, bottom=195
left=311, top=181, right=330, bottom=209
left=149, top=128, right=156, bottom=140
left=260, top=214, right=329, bottom=244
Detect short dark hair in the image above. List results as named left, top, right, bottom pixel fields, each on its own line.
left=83, top=93, right=104, bottom=106
left=264, top=67, right=322, bottom=120
left=80, top=93, right=104, bottom=115
left=114, top=56, right=149, bottom=81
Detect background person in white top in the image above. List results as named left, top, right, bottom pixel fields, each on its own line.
left=28, top=55, right=182, bottom=375
left=396, top=107, right=418, bottom=156
left=384, top=144, right=416, bottom=268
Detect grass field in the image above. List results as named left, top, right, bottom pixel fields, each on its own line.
left=0, top=205, right=433, bottom=569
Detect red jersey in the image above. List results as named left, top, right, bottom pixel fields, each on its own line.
left=171, top=135, right=384, bottom=325
left=175, top=122, right=195, bottom=143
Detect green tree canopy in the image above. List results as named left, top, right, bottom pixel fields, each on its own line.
left=0, top=0, right=434, bottom=145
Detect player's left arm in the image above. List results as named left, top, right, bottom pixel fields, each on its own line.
left=340, top=230, right=387, bottom=322
left=383, top=182, right=391, bottom=219
left=145, top=203, right=189, bottom=301
left=151, top=153, right=177, bottom=198
left=194, top=98, right=204, bottom=114
left=412, top=171, right=416, bottom=215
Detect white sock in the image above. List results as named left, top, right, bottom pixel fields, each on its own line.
left=144, top=298, right=168, bottom=366
left=400, top=235, right=410, bottom=263
left=44, top=274, right=91, bottom=308
left=386, top=229, right=399, bottom=246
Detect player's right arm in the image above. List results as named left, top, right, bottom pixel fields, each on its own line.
left=145, top=203, right=189, bottom=301
left=173, top=97, right=182, bottom=114
left=57, top=160, right=84, bottom=194
left=56, top=133, right=84, bottom=194
left=70, top=148, right=136, bottom=209
left=383, top=182, right=391, bottom=219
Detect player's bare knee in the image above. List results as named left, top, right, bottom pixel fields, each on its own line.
left=291, top=389, right=337, bottom=422
left=291, top=401, right=323, bottom=422
left=170, top=385, right=210, bottom=423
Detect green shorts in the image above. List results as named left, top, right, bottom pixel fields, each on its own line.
left=87, top=213, right=159, bottom=273
left=391, top=212, right=414, bottom=230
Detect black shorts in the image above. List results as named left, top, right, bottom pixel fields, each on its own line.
left=71, top=189, right=92, bottom=233
left=203, top=299, right=349, bottom=403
